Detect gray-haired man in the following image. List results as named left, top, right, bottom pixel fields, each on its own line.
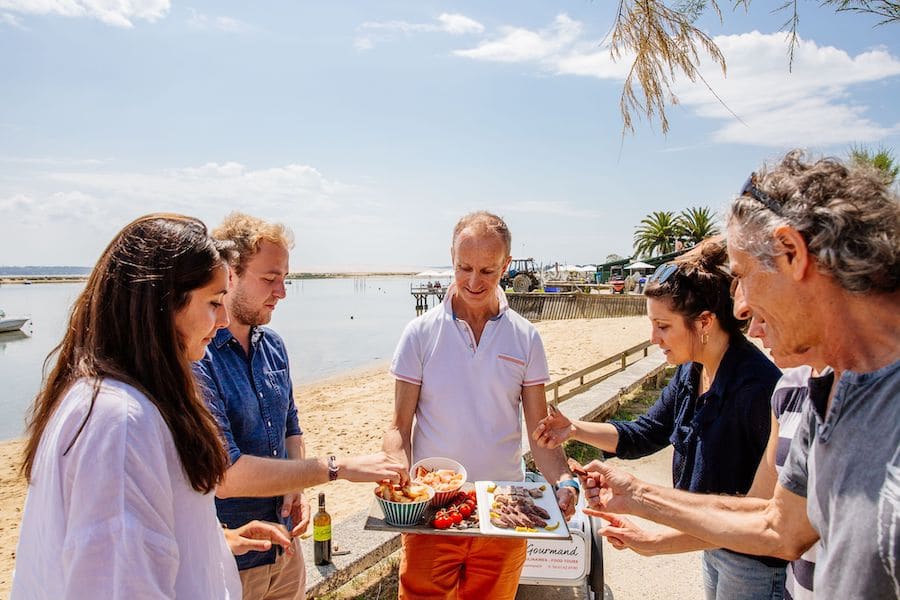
left=582, top=150, right=900, bottom=598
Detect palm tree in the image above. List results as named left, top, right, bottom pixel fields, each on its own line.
left=677, top=206, right=720, bottom=246
left=633, top=211, right=679, bottom=258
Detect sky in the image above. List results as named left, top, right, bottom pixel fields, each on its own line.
left=1, top=1, right=898, bottom=271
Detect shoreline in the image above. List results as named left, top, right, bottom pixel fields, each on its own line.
left=0, top=316, right=652, bottom=596
left=0, top=272, right=426, bottom=285
left=0, top=361, right=397, bottom=447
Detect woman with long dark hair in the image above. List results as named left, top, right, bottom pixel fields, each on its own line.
left=533, top=238, right=787, bottom=599
left=12, top=214, right=287, bottom=598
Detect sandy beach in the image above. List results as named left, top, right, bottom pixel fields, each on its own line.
left=0, top=316, right=650, bottom=596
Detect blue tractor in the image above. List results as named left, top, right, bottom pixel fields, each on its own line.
left=501, top=258, right=540, bottom=292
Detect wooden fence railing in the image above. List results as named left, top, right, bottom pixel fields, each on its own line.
left=508, top=292, right=647, bottom=321
left=545, top=340, right=653, bottom=404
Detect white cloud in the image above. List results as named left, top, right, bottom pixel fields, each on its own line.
left=673, top=33, right=900, bottom=145
left=0, top=190, right=104, bottom=227
left=451, top=16, right=900, bottom=146
left=35, top=161, right=359, bottom=217
left=0, top=0, right=169, bottom=28
left=355, top=12, right=483, bottom=50
left=496, top=199, right=603, bottom=219
left=187, top=9, right=251, bottom=33
left=710, top=96, right=900, bottom=146
left=1, top=160, right=364, bottom=230
left=0, top=160, right=387, bottom=265
left=354, top=36, right=373, bottom=51
left=436, top=13, right=483, bottom=35
left=554, top=47, right=630, bottom=80
left=1, top=11, right=25, bottom=28
left=360, top=13, right=483, bottom=35
left=454, top=14, right=581, bottom=63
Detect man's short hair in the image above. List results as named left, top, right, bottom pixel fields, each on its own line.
left=212, top=212, right=295, bottom=275
left=728, top=149, right=899, bottom=293
left=452, top=211, right=512, bottom=256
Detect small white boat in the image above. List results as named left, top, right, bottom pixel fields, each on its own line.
left=0, top=310, right=30, bottom=333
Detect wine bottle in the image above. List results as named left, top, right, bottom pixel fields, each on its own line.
left=313, top=492, right=332, bottom=565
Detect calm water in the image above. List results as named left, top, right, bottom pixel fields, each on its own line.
left=0, top=277, right=429, bottom=441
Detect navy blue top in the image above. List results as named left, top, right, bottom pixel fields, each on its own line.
left=195, top=326, right=302, bottom=571
left=612, top=335, right=780, bottom=496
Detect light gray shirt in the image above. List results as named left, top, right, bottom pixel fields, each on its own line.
left=780, top=360, right=900, bottom=599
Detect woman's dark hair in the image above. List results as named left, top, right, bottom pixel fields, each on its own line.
left=644, top=237, right=746, bottom=338
left=22, top=214, right=235, bottom=493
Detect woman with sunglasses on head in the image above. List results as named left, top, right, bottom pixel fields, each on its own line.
left=12, top=214, right=291, bottom=599
left=533, top=237, right=787, bottom=599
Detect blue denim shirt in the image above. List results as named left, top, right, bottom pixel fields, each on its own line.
left=195, top=326, right=302, bottom=571
left=612, top=335, right=780, bottom=496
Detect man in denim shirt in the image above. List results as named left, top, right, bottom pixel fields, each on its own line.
left=196, top=213, right=405, bottom=600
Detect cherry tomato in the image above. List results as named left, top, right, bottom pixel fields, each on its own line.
left=457, top=503, right=473, bottom=519
left=432, top=510, right=452, bottom=530
left=448, top=508, right=463, bottom=525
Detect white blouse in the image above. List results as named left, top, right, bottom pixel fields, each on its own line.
left=12, top=378, right=241, bottom=599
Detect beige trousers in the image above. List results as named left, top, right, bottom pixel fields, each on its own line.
left=239, top=538, right=306, bottom=600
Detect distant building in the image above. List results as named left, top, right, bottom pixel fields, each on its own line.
left=592, top=248, right=690, bottom=283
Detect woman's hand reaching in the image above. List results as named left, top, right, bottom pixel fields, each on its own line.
left=531, top=405, right=575, bottom=449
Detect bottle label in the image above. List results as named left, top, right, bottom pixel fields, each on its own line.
left=314, top=524, right=331, bottom=542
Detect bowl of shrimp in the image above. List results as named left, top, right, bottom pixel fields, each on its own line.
left=411, top=457, right=467, bottom=508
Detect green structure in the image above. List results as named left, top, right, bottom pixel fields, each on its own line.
left=592, top=248, right=689, bottom=283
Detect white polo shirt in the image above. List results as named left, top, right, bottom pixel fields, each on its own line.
left=391, top=284, right=550, bottom=482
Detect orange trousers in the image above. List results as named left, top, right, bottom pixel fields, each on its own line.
left=399, top=534, right=527, bottom=600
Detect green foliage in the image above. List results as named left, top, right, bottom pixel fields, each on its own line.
left=677, top=206, right=721, bottom=246
left=611, top=367, right=674, bottom=421
left=674, top=0, right=710, bottom=22
left=820, top=1, right=900, bottom=25
left=848, top=144, right=899, bottom=184
left=633, top=210, right=680, bottom=258
left=633, top=207, right=720, bottom=257
left=564, top=439, right=604, bottom=465
left=523, top=439, right=603, bottom=473
left=320, top=554, right=400, bottom=599
left=611, top=386, right=662, bottom=421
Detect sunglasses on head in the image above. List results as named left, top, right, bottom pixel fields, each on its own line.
left=650, top=260, right=736, bottom=293
left=648, top=262, right=679, bottom=285
left=740, top=173, right=784, bottom=215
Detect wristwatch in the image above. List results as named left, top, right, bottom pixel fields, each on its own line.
left=328, top=455, right=339, bottom=481
left=555, top=478, right=580, bottom=493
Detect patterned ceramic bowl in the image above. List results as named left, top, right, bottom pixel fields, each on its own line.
left=375, top=484, right=435, bottom=527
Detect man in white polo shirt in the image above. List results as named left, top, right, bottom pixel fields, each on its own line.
left=383, top=211, right=579, bottom=599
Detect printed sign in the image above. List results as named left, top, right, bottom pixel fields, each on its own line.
left=521, top=534, right=587, bottom=581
